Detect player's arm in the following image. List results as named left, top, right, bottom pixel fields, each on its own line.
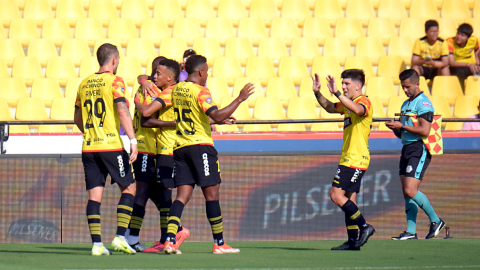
left=411, top=54, right=426, bottom=66
left=208, top=83, right=255, bottom=123
left=311, top=73, right=337, bottom=113
left=141, top=116, right=176, bottom=128
left=326, top=75, right=365, bottom=116
left=386, top=113, right=432, bottom=137
left=73, top=105, right=84, bottom=133
left=117, top=100, right=138, bottom=163
left=134, top=92, right=165, bottom=117
left=137, top=74, right=157, bottom=97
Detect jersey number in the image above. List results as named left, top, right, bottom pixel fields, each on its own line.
left=84, top=98, right=106, bottom=129
left=174, top=108, right=195, bottom=135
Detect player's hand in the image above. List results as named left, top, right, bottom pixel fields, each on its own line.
left=134, top=92, right=140, bottom=104
left=385, top=120, right=402, bottom=130
left=238, top=83, right=255, bottom=102
left=129, top=143, right=138, bottom=163
left=326, top=75, right=339, bottom=95
left=210, top=124, right=217, bottom=132
left=311, top=73, right=321, bottom=93
left=223, top=116, right=236, bottom=125
left=142, top=80, right=156, bottom=98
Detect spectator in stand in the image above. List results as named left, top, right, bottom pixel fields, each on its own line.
left=462, top=100, right=480, bottom=131
left=179, top=49, right=198, bottom=82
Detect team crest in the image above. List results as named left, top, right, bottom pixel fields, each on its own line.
left=206, top=97, right=212, bottom=104
left=406, top=165, right=413, bottom=173
left=120, top=87, right=125, bottom=94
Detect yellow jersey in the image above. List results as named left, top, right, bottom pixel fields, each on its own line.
left=335, top=95, right=372, bottom=170
left=155, top=86, right=176, bottom=156
left=133, top=84, right=157, bottom=155
left=412, top=36, right=449, bottom=67
left=75, top=72, right=126, bottom=152
left=447, top=36, right=479, bottom=64
left=171, top=81, right=217, bottom=150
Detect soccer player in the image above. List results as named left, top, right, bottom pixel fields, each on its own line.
left=411, top=20, right=450, bottom=80
left=386, top=69, right=445, bottom=240
left=163, top=55, right=254, bottom=254
left=312, top=69, right=375, bottom=250
left=74, top=43, right=138, bottom=256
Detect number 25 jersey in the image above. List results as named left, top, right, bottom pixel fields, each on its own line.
left=75, top=72, right=126, bottom=152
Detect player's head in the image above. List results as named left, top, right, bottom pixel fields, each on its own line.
left=399, top=69, right=421, bottom=99
left=340, top=69, right=365, bottom=99
left=149, top=56, right=167, bottom=80
left=185, top=54, right=208, bottom=85
left=96, top=43, right=120, bottom=74
left=425, top=20, right=439, bottom=41
left=183, top=49, right=197, bottom=63
left=456, top=23, right=473, bottom=45
left=154, top=58, right=181, bottom=89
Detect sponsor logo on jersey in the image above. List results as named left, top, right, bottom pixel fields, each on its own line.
left=422, top=101, right=432, bottom=108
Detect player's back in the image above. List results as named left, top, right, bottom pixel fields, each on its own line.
left=133, top=84, right=157, bottom=155
left=157, top=86, right=176, bottom=155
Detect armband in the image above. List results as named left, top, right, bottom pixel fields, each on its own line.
left=314, top=91, right=321, bottom=99
left=130, top=138, right=137, bottom=145
left=334, top=91, right=341, bottom=98
left=140, top=78, right=147, bottom=85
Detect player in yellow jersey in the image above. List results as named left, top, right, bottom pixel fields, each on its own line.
left=74, top=43, right=138, bottom=256
left=163, top=55, right=254, bottom=255
left=312, top=69, right=375, bottom=251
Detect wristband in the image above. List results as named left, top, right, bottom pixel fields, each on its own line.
left=140, top=78, right=147, bottom=85
left=400, top=123, right=405, bottom=131
left=314, top=91, right=321, bottom=99
left=334, top=91, right=341, bottom=98
left=130, top=138, right=137, bottom=144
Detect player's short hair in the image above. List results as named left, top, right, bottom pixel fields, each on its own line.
left=341, top=69, right=365, bottom=87
left=185, top=55, right=207, bottom=75
left=457, top=23, right=474, bottom=38
left=399, top=69, right=419, bottom=84
left=183, top=49, right=197, bottom=60
left=96, top=43, right=119, bottom=66
left=425, top=20, right=438, bottom=33
left=149, top=56, right=167, bottom=80
left=159, top=58, right=181, bottom=82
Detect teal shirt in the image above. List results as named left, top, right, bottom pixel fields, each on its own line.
left=400, top=92, right=434, bottom=145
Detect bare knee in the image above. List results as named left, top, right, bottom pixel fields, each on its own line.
left=403, top=187, right=417, bottom=199
left=330, top=188, right=346, bottom=206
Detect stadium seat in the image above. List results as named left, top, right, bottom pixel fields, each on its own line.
left=9, top=124, right=32, bottom=133
left=377, top=55, right=407, bottom=85
left=445, top=122, right=464, bottom=131
left=172, top=18, right=203, bottom=46
left=9, top=18, right=40, bottom=46
left=125, top=38, right=156, bottom=67
left=79, top=0, right=91, bottom=9
left=242, top=124, right=272, bottom=132
left=23, top=0, right=53, bottom=26
left=253, top=97, right=286, bottom=120
left=310, top=122, right=340, bottom=131
left=319, top=106, right=343, bottom=127
left=185, top=0, right=215, bottom=27
left=281, top=0, right=310, bottom=27
left=0, top=78, right=29, bottom=106
left=386, top=96, right=405, bottom=117
left=399, top=18, right=427, bottom=41
left=278, top=56, right=310, bottom=86
left=344, top=56, right=376, bottom=83
left=475, top=0, right=480, bottom=18
left=323, top=37, right=354, bottom=65
left=257, top=37, right=289, bottom=66
left=355, top=37, right=386, bottom=65
left=237, top=17, right=268, bottom=46
left=367, top=18, right=397, bottom=46
left=291, top=37, right=321, bottom=66
left=65, top=77, right=84, bottom=98
left=74, top=18, right=106, bottom=46
left=56, top=0, right=86, bottom=26
left=265, top=77, right=297, bottom=107
left=286, top=97, right=319, bottom=124
left=60, top=38, right=91, bottom=67
left=107, top=18, right=138, bottom=46
left=454, top=95, right=479, bottom=118
left=212, top=56, right=244, bottom=86
left=302, top=17, right=333, bottom=46
left=30, top=78, right=62, bottom=107
left=79, top=56, right=99, bottom=78
left=313, top=0, right=343, bottom=27
left=298, top=76, right=336, bottom=108
left=120, top=0, right=149, bottom=27
left=38, top=124, right=68, bottom=133
left=192, top=38, right=222, bottom=67
left=365, top=77, right=396, bottom=106
left=249, top=0, right=279, bottom=27
left=225, top=37, right=255, bottom=66
left=0, top=98, right=13, bottom=121
left=0, top=0, right=21, bottom=27
left=465, top=76, right=480, bottom=97
left=12, top=57, right=44, bottom=86
left=42, top=18, right=72, bottom=46
left=429, top=96, right=453, bottom=119
left=345, top=0, right=375, bottom=26
left=377, top=0, right=408, bottom=26
left=245, top=56, right=277, bottom=86
left=0, top=26, right=5, bottom=39
left=220, top=96, right=253, bottom=120
left=140, top=18, right=170, bottom=47
left=431, top=76, right=464, bottom=106
left=334, top=18, right=365, bottom=46
left=441, top=0, right=470, bottom=24
left=206, top=77, right=230, bottom=105
left=153, top=0, right=183, bottom=27
left=277, top=123, right=307, bottom=132
left=45, top=56, right=77, bottom=86
left=311, top=56, right=342, bottom=81
left=388, top=36, right=414, bottom=66
left=465, top=18, right=480, bottom=37
left=418, top=76, right=432, bottom=97
left=116, top=56, right=143, bottom=86
left=369, top=95, right=386, bottom=127
left=207, top=0, right=220, bottom=9
left=159, top=37, right=188, bottom=62
left=110, top=0, right=123, bottom=8
left=437, top=18, right=458, bottom=40
left=217, top=0, right=247, bottom=26
left=88, top=0, right=118, bottom=26
left=409, top=0, right=438, bottom=19
left=93, top=39, right=124, bottom=57
left=15, top=97, right=49, bottom=121
left=47, top=0, right=59, bottom=9
left=0, top=59, right=8, bottom=78
left=232, top=77, right=263, bottom=107
left=0, top=39, right=24, bottom=67
left=205, top=18, right=236, bottom=46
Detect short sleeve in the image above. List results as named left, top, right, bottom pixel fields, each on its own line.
left=75, top=90, right=81, bottom=108
left=417, top=98, right=434, bottom=115
left=357, top=97, right=372, bottom=117
left=111, top=76, right=126, bottom=101
left=441, top=40, right=449, bottom=57
left=156, top=87, right=172, bottom=107
left=412, top=39, right=421, bottom=56
left=335, top=102, right=344, bottom=114
left=197, top=87, right=217, bottom=113
left=447, top=38, right=454, bottom=54
left=474, top=37, right=479, bottom=50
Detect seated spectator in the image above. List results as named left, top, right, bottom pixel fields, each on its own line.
left=447, top=23, right=480, bottom=90
left=179, top=49, right=197, bottom=82
left=411, top=20, right=450, bottom=81
left=462, top=100, right=480, bottom=131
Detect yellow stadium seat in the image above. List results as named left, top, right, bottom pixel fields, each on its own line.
left=441, top=0, right=470, bottom=24
left=208, top=0, right=220, bottom=9
left=265, top=77, right=297, bottom=107
left=74, top=18, right=106, bottom=46
left=65, top=77, right=83, bottom=98
left=0, top=39, right=24, bottom=67
left=367, top=18, right=397, bottom=46
left=79, top=0, right=91, bottom=9
left=15, top=97, right=49, bottom=121
left=311, top=122, right=340, bottom=131
left=302, top=17, right=333, bottom=46
left=377, top=55, right=407, bottom=84
left=56, top=0, right=86, bottom=26
left=386, top=96, right=405, bottom=117
left=116, top=56, right=142, bottom=86
left=0, top=98, right=13, bottom=121
left=60, top=38, right=91, bottom=67
left=249, top=0, right=279, bottom=27
left=253, top=97, right=286, bottom=120
left=9, top=125, right=32, bottom=133
left=237, top=17, right=268, bottom=46
left=418, top=76, right=432, bottom=97
left=12, top=56, right=44, bottom=86
left=185, top=0, right=215, bottom=27
left=79, top=56, right=99, bottom=78
left=0, top=0, right=21, bottom=27
left=47, top=0, right=59, bottom=9
left=467, top=0, right=476, bottom=9
left=281, top=0, right=310, bottom=27
left=140, top=18, right=170, bottom=47
left=88, top=0, right=118, bottom=27
left=212, top=56, right=244, bottom=86
left=454, top=95, right=479, bottom=118
left=445, top=122, right=464, bottom=131
left=311, top=56, right=342, bottom=81
left=193, top=38, right=222, bottom=67
left=215, top=124, right=239, bottom=133
left=388, top=36, right=414, bottom=66
left=220, top=96, right=253, bottom=120
left=465, top=18, right=480, bottom=37
left=225, top=37, right=255, bottom=66
left=429, top=96, right=453, bottom=119
left=314, top=0, right=343, bottom=27
left=110, top=0, right=123, bottom=8
left=159, top=37, right=187, bottom=62
left=431, top=76, right=464, bottom=106
left=245, top=56, right=277, bottom=86
left=0, top=26, right=5, bottom=39
left=278, top=56, right=310, bottom=85
left=0, top=59, right=8, bottom=78
left=369, top=95, right=386, bottom=127
left=172, top=18, right=203, bottom=46
left=323, top=37, right=354, bottom=65
left=45, top=56, right=77, bottom=85
left=399, top=18, right=427, bottom=41
left=93, top=39, right=124, bottom=57
left=465, top=76, right=480, bottom=97
left=242, top=124, right=272, bottom=132
left=344, top=56, right=375, bottom=82
left=258, top=37, right=288, bottom=66
left=298, top=77, right=336, bottom=108
left=345, top=0, right=375, bottom=26
left=475, top=0, right=480, bottom=18
left=286, top=97, right=319, bottom=121
left=31, top=78, right=62, bottom=107
left=365, top=77, right=396, bottom=106
left=319, top=107, right=343, bottom=127
left=377, top=0, right=408, bottom=26
left=38, top=124, right=68, bottom=133
left=23, top=0, right=53, bottom=26
left=232, top=77, right=263, bottom=107
left=120, top=0, right=149, bottom=27
left=126, top=38, right=156, bottom=67
left=355, top=37, right=385, bottom=65
left=277, top=123, right=307, bottom=132
left=152, top=0, right=183, bottom=27
left=437, top=18, right=458, bottom=40
left=205, top=18, right=236, bottom=46
left=334, top=18, right=364, bottom=46
left=42, top=18, right=72, bottom=46
left=206, top=77, right=230, bottom=105
left=217, top=0, right=247, bottom=26
left=9, top=18, right=40, bottom=46
left=0, top=78, right=28, bottom=106
left=291, top=37, right=321, bottom=66
left=409, top=0, right=438, bottom=19
left=107, top=18, right=138, bottom=46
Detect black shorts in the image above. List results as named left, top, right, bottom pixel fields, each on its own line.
left=173, top=145, right=222, bottom=187
left=421, top=66, right=439, bottom=80
left=399, top=140, right=431, bottom=180
left=332, top=165, right=366, bottom=193
left=82, top=150, right=134, bottom=190
left=156, top=154, right=175, bottom=189
left=132, top=154, right=156, bottom=182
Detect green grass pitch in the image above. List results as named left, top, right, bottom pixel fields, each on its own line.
left=0, top=239, right=479, bottom=270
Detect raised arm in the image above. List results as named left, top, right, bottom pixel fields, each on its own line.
left=134, top=92, right=165, bottom=117
left=208, top=83, right=254, bottom=123
left=312, top=73, right=337, bottom=113
left=326, top=75, right=365, bottom=116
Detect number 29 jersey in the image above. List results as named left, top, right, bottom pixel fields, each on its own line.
left=75, top=72, right=126, bottom=152
left=171, top=81, right=218, bottom=150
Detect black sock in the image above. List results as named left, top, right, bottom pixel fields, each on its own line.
left=206, top=200, right=224, bottom=246
left=341, top=200, right=367, bottom=230
left=116, top=193, right=134, bottom=236
left=345, top=212, right=359, bottom=242
left=129, top=203, right=145, bottom=238
left=87, top=200, right=101, bottom=243
left=166, top=200, right=184, bottom=244
left=159, top=188, right=172, bottom=243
